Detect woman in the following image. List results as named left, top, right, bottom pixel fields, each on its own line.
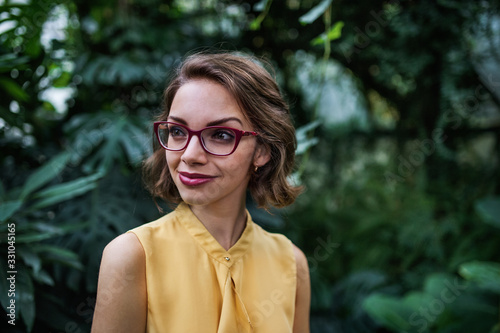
left=92, top=52, right=310, bottom=332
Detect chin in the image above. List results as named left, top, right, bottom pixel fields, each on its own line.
left=179, top=194, right=211, bottom=206
left=176, top=183, right=225, bottom=207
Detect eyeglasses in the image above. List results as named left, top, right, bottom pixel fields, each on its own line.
left=154, top=121, right=259, bottom=156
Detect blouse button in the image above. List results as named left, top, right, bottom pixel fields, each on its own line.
left=224, top=257, right=230, bottom=261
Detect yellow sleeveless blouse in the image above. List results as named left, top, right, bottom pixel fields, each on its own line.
left=129, top=203, right=296, bottom=333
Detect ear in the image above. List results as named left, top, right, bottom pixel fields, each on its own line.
left=253, top=143, right=271, bottom=168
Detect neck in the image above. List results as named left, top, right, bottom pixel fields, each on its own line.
left=189, top=198, right=248, bottom=251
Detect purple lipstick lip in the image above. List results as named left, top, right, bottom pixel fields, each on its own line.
left=178, top=172, right=216, bottom=186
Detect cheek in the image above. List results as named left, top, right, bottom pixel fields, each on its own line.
left=222, top=150, right=254, bottom=175
left=165, top=151, right=179, bottom=171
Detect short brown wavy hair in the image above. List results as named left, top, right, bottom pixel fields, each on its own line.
left=143, top=52, right=301, bottom=209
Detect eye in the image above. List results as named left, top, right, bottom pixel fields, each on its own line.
left=169, top=125, right=187, bottom=137
left=211, top=129, right=235, bottom=141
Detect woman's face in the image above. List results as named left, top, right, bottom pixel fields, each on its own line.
left=165, top=79, right=269, bottom=208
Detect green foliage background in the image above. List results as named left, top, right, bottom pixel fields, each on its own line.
left=0, top=0, right=499, bottom=332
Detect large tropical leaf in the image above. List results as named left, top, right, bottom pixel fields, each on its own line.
left=459, top=261, right=500, bottom=294
left=20, top=152, right=71, bottom=200
left=475, top=197, right=500, bottom=229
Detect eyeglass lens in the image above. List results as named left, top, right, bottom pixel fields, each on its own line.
left=158, top=123, right=237, bottom=155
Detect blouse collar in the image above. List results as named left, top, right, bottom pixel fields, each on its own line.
left=175, top=202, right=254, bottom=267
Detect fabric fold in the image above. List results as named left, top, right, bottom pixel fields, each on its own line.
left=218, top=271, right=253, bottom=333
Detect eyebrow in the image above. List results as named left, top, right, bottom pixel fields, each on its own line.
left=168, top=116, right=243, bottom=127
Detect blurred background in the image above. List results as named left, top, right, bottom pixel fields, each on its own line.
left=1, top=0, right=499, bottom=332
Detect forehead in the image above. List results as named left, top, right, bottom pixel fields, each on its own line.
left=169, top=79, right=251, bottom=127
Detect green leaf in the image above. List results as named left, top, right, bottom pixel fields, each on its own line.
left=0, top=200, right=23, bottom=222
left=17, top=267, right=35, bottom=332
left=423, top=273, right=456, bottom=298
left=311, top=21, right=344, bottom=45
left=41, top=100, right=57, bottom=112
left=475, top=197, right=500, bottom=228
left=33, top=269, right=55, bottom=286
left=0, top=258, right=10, bottom=310
left=52, top=71, right=72, bottom=87
left=16, top=222, right=89, bottom=243
left=19, top=248, right=42, bottom=276
left=402, top=291, right=435, bottom=313
left=0, top=53, right=30, bottom=72
left=295, top=120, right=321, bottom=155
left=81, top=55, right=104, bottom=85
left=120, top=121, right=148, bottom=165
left=296, top=137, right=319, bottom=155
left=254, top=0, right=270, bottom=11
left=299, top=0, right=333, bottom=25
left=459, top=261, right=500, bottom=294
left=24, top=35, right=42, bottom=58
left=296, top=120, right=321, bottom=140
left=249, top=0, right=273, bottom=30
left=83, top=117, right=127, bottom=173
left=30, top=172, right=102, bottom=210
left=362, top=293, right=413, bottom=331
left=32, top=245, right=84, bottom=270
left=0, top=77, right=30, bottom=102
left=249, top=18, right=261, bottom=30
left=20, top=152, right=71, bottom=200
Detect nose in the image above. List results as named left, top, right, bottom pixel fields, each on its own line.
left=181, top=134, right=208, bottom=165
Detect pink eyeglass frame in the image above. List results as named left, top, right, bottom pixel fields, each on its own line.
left=154, top=121, right=259, bottom=156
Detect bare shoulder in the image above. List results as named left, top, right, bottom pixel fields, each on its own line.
left=292, top=243, right=311, bottom=333
left=102, top=232, right=145, bottom=268
left=92, top=233, right=147, bottom=333
left=96, top=232, right=146, bottom=296
left=292, top=244, right=308, bottom=269
left=292, top=244, right=310, bottom=282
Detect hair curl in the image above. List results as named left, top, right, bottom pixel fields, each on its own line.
left=143, top=52, right=302, bottom=209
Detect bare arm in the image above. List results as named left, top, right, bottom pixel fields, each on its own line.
left=293, top=245, right=311, bottom=333
left=91, top=233, right=147, bottom=333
